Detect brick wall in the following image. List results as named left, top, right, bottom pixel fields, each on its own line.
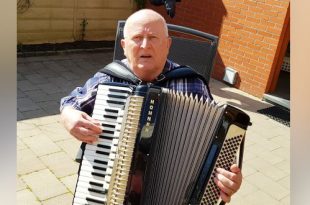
left=146, top=0, right=290, bottom=97
left=17, top=0, right=136, bottom=44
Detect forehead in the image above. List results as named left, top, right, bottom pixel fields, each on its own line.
left=125, top=19, right=166, bottom=37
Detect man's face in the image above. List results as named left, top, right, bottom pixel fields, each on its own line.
left=121, top=19, right=171, bottom=81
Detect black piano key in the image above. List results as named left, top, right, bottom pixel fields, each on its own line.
left=93, top=166, right=106, bottom=172
left=91, top=172, right=105, bottom=178
left=94, top=159, right=108, bottom=165
left=109, top=88, right=131, bottom=94
left=103, top=115, right=117, bottom=120
left=106, top=100, right=126, bottom=105
left=107, top=94, right=127, bottom=99
left=88, top=188, right=107, bottom=195
left=95, top=150, right=109, bottom=155
left=104, top=108, right=119, bottom=113
left=86, top=197, right=106, bottom=204
left=103, top=130, right=114, bottom=134
left=90, top=181, right=104, bottom=187
left=99, top=135, right=114, bottom=140
left=101, top=123, right=116, bottom=128
left=97, top=144, right=111, bottom=149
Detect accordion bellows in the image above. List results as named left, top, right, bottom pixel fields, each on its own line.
left=72, top=83, right=250, bottom=205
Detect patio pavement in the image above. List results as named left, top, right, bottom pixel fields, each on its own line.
left=17, top=51, right=290, bottom=205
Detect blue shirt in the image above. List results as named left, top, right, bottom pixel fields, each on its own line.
left=60, top=59, right=213, bottom=115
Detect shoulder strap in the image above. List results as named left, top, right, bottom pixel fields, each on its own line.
left=156, top=65, right=213, bottom=100
left=99, top=61, right=209, bottom=86
left=156, top=65, right=209, bottom=86
left=98, top=60, right=141, bottom=85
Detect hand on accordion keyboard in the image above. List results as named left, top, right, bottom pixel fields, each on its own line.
left=214, top=164, right=242, bottom=203
left=61, top=106, right=102, bottom=144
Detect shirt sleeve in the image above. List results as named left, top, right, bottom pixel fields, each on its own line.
left=59, top=72, right=111, bottom=115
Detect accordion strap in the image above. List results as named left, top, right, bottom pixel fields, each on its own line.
left=98, top=60, right=142, bottom=84
left=155, top=65, right=209, bottom=86
left=98, top=60, right=209, bottom=86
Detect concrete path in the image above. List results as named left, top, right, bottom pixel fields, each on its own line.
left=17, top=51, right=290, bottom=205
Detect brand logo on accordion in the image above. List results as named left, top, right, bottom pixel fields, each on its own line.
left=141, top=99, right=155, bottom=138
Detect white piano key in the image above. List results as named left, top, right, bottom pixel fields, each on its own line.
left=76, top=184, right=106, bottom=197
left=79, top=169, right=106, bottom=182
left=87, top=140, right=113, bottom=148
left=85, top=144, right=112, bottom=153
left=83, top=152, right=111, bottom=164
left=83, top=150, right=115, bottom=160
left=76, top=180, right=105, bottom=192
left=100, top=122, right=122, bottom=131
left=110, top=145, right=117, bottom=152
left=82, top=153, right=109, bottom=164
left=98, top=131, right=121, bottom=140
left=108, top=160, right=114, bottom=167
left=96, top=94, right=128, bottom=103
left=105, top=175, right=111, bottom=183
left=93, top=113, right=124, bottom=123
left=106, top=167, right=113, bottom=175
left=97, top=84, right=132, bottom=93
left=78, top=175, right=107, bottom=188
left=81, top=164, right=107, bottom=173
left=81, top=160, right=108, bottom=170
left=94, top=99, right=126, bottom=108
left=74, top=190, right=107, bottom=204
left=92, top=108, right=125, bottom=118
left=74, top=196, right=104, bottom=205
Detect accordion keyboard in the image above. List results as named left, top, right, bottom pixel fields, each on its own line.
left=73, top=84, right=132, bottom=205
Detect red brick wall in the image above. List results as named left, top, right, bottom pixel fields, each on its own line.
left=145, top=0, right=290, bottom=97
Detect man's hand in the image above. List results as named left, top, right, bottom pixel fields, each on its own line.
left=60, top=107, right=102, bottom=143
left=214, top=164, right=242, bottom=203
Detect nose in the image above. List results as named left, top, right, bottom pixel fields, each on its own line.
left=140, top=37, right=150, bottom=48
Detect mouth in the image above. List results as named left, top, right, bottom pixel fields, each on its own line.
left=140, top=54, right=152, bottom=59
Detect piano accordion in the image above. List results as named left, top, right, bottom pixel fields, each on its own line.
left=72, top=83, right=251, bottom=205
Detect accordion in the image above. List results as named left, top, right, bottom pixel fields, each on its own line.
left=72, top=83, right=251, bottom=205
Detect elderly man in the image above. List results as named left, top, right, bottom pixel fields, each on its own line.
left=60, top=9, right=242, bottom=203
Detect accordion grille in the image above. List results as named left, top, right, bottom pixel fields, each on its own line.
left=200, top=124, right=245, bottom=205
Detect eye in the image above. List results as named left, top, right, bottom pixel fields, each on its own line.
left=149, top=36, right=160, bottom=43
left=132, top=36, right=143, bottom=43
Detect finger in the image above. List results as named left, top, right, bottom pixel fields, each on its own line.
left=73, top=134, right=97, bottom=143
left=216, top=167, right=240, bottom=182
left=71, top=127, right=99, bottom=143
left=79, top=118, right=102, bottom=134
left=82, top=113, right=102, bottom=125
left=220, top=190, right=231, bottom=203
left=230, top=164, right=241, bottom=173
left=214, top=175, right=235, bottom=196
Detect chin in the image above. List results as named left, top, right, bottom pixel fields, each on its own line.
left=137, top=64, right=154, bottom=71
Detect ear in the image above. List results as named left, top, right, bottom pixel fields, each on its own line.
left=167, top=37, right=172, bottom=49
left=121, top=39, right=125, bottom=49
left=121, top=39, right=127, bottom=57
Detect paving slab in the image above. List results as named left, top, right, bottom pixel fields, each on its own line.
left=21, top=169, right=68, bottom=201
left=21, top=133, right=61, bottom=157
left=17, top=149, right=46, bottom=175
left=40, top=151, right=79, bottom=178
left=55, top=138, right=82, bottom=161
left=41, top=193, right=73, bottom=205
left=60, top=174, right=78, bottom=194
left=17, top=189, right=41, bottom=205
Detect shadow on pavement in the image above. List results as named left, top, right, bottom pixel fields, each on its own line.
left=17, top=50, right=114, bottom=121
